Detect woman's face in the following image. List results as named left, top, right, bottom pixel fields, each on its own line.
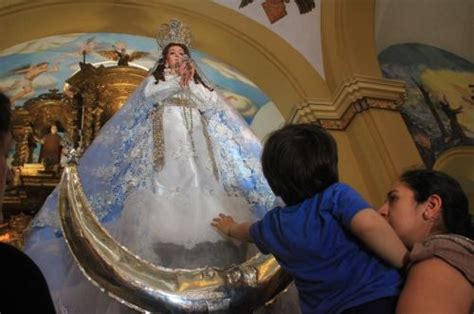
left=378, top=180, right=431, bottom=248
left=165, top=45, right=186, bottom=68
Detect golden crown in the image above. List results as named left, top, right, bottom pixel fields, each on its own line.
left=156, top=19, right=193, bottom=50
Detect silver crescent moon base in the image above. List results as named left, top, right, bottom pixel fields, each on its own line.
left=59, top=165, right=291, bottom=312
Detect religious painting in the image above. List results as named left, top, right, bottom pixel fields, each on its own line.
left=379, top=43, right=474, bottom=168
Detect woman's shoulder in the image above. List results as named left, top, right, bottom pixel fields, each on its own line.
left=409, top=234, right=474, bottom=284
left=399, top=235, right=474, bottom=313
left=398, top=256, right=473, bottom=314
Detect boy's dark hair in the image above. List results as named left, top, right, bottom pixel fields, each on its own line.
left=400, top=169, right=473, bottom=238
left=0, top=93, right=12, bottom=135
left=262, top=123, right=339, bottom=206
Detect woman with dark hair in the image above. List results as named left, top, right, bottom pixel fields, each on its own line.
left=24, top=20, right=276, bottom=312
left=378, top=169, right=473, bottom=313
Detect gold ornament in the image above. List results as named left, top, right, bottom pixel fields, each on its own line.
left=156, top=19, right=193, bottom=50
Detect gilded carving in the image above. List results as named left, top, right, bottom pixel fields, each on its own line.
left=152, top=106, right=165, bottom=171
left=289, top=76, right=406, bottom=130
left=4, top=63, right=147, bottom=218
left=18, top=126, right=33, bottom=165
left=67, top=63, right=147, bottom=151
left=10, top=89, right=77, bottom=164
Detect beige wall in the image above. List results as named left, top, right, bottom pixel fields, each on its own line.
left=319, top=0, right=422, bottom=205
left=375, top=0, right=474, bottom=63
left=434, top=147, right=474, bottom=215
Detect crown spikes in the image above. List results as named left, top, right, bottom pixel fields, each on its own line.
left=156, top=19, right=193, bottom=50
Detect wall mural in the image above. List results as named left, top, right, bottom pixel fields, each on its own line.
left=379, top=43, right=474, bottom=168
left=0, top=33, right=272, bottom=166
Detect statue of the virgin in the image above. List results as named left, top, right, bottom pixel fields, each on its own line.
left=24, top=19, right=281, bottom=312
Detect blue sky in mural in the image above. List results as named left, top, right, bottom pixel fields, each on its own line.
left=0, top=33, right=270, bottom=124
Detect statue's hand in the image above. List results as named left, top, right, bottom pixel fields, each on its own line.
left=178, top=57, right=195, bottom=88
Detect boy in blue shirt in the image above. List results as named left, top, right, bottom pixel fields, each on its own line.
left=212, top=123, right=408, bottom=313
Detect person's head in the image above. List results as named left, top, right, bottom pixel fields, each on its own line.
left=0, top=93, right=12, bottom=153
left=378, top=169, right=473, bottom=248
left=0, top=93, right=12, bottom=212
left=50, top=125, right=58, bottom=134
left=262, top=123, right=339, bottom=206
left=162, top=43, right=190, bottom=69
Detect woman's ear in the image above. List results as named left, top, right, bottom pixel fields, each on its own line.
left=422, top=194, right=442, bottom=221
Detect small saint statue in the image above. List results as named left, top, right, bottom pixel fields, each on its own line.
left=36, top=125, right=62, bottom=173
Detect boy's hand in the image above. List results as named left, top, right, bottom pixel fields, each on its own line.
left=211, top=213, right=236, bottom=237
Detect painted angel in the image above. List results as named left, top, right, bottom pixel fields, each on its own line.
left=97, top=42, right=149, bottom=66
left=0, top=62, right=59, bottom=107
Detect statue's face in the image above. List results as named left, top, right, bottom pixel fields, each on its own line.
left=165, top=45, right=186, bottom=68
left=51, top=125, right=58, bottom=134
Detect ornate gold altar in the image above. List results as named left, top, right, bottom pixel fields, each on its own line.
left=2, top=63, right=147, bottom=227
left=67, top=63, right=147, bottom=151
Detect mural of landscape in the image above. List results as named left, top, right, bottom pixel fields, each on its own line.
left=379, top=43, right=474, bottom=168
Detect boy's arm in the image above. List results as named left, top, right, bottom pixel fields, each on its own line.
left=211, top=214, right=253, bottom=242
left=350, top=208, right=408, bottom=268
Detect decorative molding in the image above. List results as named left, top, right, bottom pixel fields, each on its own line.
left=288, top=75, right=406, bottom=129
left=433, top=145, right=474, bottom=171
left=11, top=89, right=77, bottom=165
